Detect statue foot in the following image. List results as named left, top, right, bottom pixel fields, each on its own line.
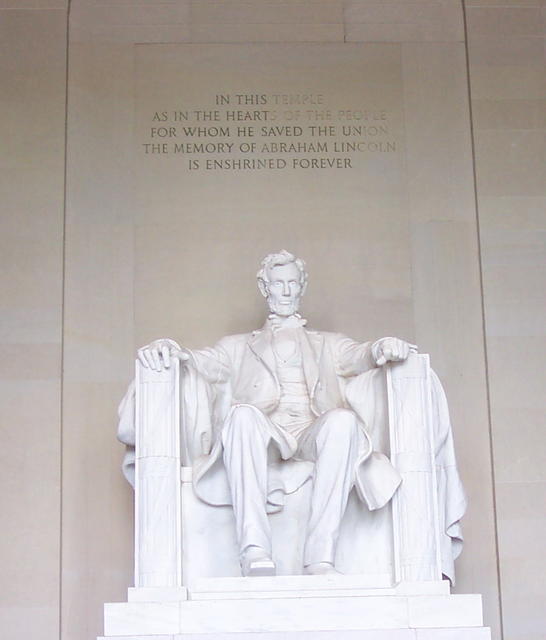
left=303, top=562, right=342, bottom=576
left=241, top=547, right=276, bottom=577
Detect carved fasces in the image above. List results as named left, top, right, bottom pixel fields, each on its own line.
left=135, top=359, right=182, bottom=588
left=387, top=353, right=442, bottom=582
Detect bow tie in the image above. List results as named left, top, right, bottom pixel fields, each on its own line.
left=267, top=314, right=308, bottom=331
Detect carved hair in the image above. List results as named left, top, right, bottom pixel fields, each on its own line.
left=257, top=250, right=308, bottom=298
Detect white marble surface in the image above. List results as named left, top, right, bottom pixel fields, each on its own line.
left=52, top=20, right=509, bottom=637
left=386, top=353, right=442, bottom=582
left=126, top=346, right=464, bottom=586
left=99, top=630, right=490, bottom=640
left=134, top=359, right=182, bottom=588
left=128, top=252, right=416, bottom=579
left=408, top=594, right=483, bottom=628
left=106, top=255, right=483, bottom=640
left=128, top=588, right=187, bottom=603
left=416, top=630, right=491, bottom=640
left=188, top=575, right=450, bottom=600
left=105, top=602, right=179, bottom=636
left=103, top=587, right=486, bottom=636
left=122, top=255, right=465, bottom=586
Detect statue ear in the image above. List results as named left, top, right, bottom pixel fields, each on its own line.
left=257, top=278, right=268, bottom=298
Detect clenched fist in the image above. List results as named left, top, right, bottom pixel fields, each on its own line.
left=372, top=337, right=417, bottom=366
left=137, top=338, right=190, bottom=371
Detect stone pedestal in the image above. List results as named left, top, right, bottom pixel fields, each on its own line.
left=104, top=353, right=490, bottom=639
left=99, top=575, right=490, bottom=639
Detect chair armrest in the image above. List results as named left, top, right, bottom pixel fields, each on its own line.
left=134, top=359, right=182, bottom=588
left=386, top=353, right=442, bottom=583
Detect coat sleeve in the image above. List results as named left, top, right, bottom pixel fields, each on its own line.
left=333, top=334, right=377, bottom=377
left=116, top=337, right=233, bottom=487
left=117, top=379, right=136, bottom=487
left=187, top=340, right=232, bottom=384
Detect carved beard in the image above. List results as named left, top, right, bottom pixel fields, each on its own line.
left=267, top=295, right=301, bottom=317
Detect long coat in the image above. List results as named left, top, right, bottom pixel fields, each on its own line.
left=117, top=325, right=467, bottom=583
left=184, top=326, right=402, bottom=512
left=189, top=327, right=377, bottom=414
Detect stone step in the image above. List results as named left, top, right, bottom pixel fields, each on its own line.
left=190, top=576, right=451, bottom=599
left=99, top=627, right=492, bottom=640
left=103, top=593, right=484, bottom=636
left=127, top=578, right=450, bottom=603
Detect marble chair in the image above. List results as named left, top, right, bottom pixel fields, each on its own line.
left=101, top=354, right=490, bottom=639
left=132, top=353, right=447, bottom=590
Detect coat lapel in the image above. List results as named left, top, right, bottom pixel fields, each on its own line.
left=248, top=329, right=277, bottom=378
left=299, top=330, right=324, bottom=397
left=248, top=325, right=324, bottom=401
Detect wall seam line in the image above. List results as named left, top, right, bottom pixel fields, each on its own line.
left=461, top=1, right=505, bottom=638
left=59, top=2, right=72, bottom=639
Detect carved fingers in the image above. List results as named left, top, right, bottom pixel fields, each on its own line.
left=374, top=337, right=417, bottom=366
left=151, top=346, right=162, bottom=370
left=160, top=343, right=171, bottom=369
left=174, top=349, right=190, bottom=363
left=137, top=338, right=188, bottom=371
left=137, top=346, right=156, bottom=370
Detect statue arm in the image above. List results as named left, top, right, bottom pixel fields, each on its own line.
left=136, top=337, right=231, bottom=384
left=186, top=342, right=231, bottom=384
left=334, top=334, right=417, bottom=376
left=117, top=379, right=137, bottom=487
left=334, top=335, right=377, bottom=377
left=117, top=338, right=231, bottom=486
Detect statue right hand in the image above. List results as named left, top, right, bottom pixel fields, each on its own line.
left=137, top=338, right=190, bottom=371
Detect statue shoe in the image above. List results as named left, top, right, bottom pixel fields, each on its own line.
left=303, top=562, right=342, bottom=576
left=241, top=547, right=276, bottom=577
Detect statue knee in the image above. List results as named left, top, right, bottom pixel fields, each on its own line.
left=320, top=408, right=359, bottom=439
left=223, top=404, right=269, bottom=454
left=225, top=404, right=265, bottom=436
left=231, top=404, right=260, bottom=421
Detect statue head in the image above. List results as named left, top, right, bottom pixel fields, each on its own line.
left=257, top=250, right=308, bottom=317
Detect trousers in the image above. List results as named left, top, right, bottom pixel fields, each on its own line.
left=221, top=404, right=364, bottom=567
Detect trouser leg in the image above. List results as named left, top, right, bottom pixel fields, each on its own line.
left=302, top=408, right=362, bottom=567
left=222, top=404, right=272, bottom=558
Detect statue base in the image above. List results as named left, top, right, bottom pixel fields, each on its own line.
left=99, top=576, right=491, bottom=639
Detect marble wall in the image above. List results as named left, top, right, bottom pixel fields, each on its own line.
left=0, top=2, right=67, bottom=639
left=465, top=2, right=546, bottom=639
left=63, top=2, right=500, bottom=638
left=0, top=2, right=544, bottom=640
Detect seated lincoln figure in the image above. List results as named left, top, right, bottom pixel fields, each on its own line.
left=133, top=250, right=421, bottom=578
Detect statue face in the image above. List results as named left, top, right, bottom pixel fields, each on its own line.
left=265, top=262, right=303, bottom=317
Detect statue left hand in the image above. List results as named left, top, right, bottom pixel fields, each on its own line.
left=373, top=337, right=417, bottom=366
